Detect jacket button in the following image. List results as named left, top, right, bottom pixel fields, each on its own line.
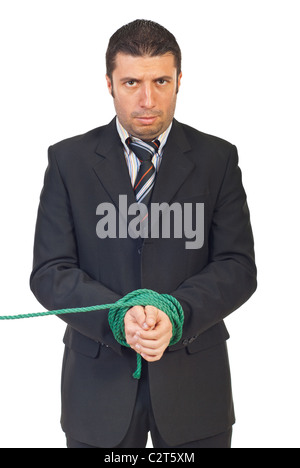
left=182, top=339, right=189, bottom=346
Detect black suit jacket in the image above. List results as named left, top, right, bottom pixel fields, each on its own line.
left=30, top=118, right=257, bottom=447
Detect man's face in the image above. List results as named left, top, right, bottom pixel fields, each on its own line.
left=106, top=53, right=182, bottom=141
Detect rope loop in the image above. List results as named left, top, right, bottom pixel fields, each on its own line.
left=108, top=289, right=184, bottom=379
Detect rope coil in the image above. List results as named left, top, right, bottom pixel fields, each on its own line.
left=0, top=289, right=184, bottom=379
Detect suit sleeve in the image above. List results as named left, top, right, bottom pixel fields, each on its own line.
left=30, top=146, right=122, bottom=354
left=171, top=145, right=257, bottom=347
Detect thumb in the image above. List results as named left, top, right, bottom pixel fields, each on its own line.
left=144, top=306, right=158, bottom=330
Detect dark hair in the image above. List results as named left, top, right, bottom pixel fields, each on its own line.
left=106, top=19, right=182, bottom=80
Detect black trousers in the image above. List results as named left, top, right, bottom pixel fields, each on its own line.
left=66, top=362, right=232, bottom=449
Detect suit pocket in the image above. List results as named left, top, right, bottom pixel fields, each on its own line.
left=63, top=326, right=101, bottom=358
left=186, top=321, right=230, bottom=354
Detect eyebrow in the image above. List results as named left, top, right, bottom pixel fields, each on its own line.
left=120, top=75, right=174, bottom=83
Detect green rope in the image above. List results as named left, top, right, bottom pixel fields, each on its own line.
left=0, top=289, right=184, bottom=379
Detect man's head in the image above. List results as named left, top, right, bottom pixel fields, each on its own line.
left=105, top=20, right=182, bottom=141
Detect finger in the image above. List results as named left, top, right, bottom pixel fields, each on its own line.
left=134, top=329, right=159, bottom=341
left=126, top=330, right=140, bottom=346
left=135, top=340, right=167, bottom=356
left=144, top=305, right=158, bottom=330
left=135, top=322, right=172, bottom=341
left=125, top=306, right=146, bottom=328
left=135, top=336, right=164, bottom=349
left=141, top=352, right=164, bottom=363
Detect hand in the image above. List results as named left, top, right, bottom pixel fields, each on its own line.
left=129, top=306, right=173, bottom=363
left=124, top=306, right=146, bottom=344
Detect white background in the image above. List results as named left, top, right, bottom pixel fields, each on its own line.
left=0, top=0, right=299, bottom=448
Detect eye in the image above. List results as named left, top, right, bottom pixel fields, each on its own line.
left=126, top=80, right=137, bottom=87
left=157, top=79, right=167, bottom=85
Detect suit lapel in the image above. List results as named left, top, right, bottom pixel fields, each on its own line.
left=93, top=118, right=137, bottom=209
left=151, top=119, right=194, bottom=206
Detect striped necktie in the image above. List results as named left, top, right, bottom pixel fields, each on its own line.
left=126, top=137, right=160, bottom=205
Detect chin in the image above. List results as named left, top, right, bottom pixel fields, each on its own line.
left=131, top=123, right=163, bottom=141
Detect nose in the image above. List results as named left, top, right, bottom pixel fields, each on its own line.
left=139, top=83, right=155, bottom=109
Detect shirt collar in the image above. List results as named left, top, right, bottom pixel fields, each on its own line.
left=116, top=117, right=172, bottom=156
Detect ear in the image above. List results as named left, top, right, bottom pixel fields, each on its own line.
left=177, top=72, right=183, bottom=93
left=106, top=75, right=114, bottom=97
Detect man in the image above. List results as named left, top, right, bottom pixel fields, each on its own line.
left=30, top=19, right=257, bottom=448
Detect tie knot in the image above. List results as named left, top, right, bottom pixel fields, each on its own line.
left=126, top=137, right=160, bottom=162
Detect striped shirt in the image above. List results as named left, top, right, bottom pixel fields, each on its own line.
left=116, top=117, right=172, bottom=188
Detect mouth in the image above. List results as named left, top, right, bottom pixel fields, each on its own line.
left=135, top=116, right=158, bottom=125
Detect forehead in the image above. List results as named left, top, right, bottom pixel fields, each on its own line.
left=113, top=53, right=176, bottom=78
